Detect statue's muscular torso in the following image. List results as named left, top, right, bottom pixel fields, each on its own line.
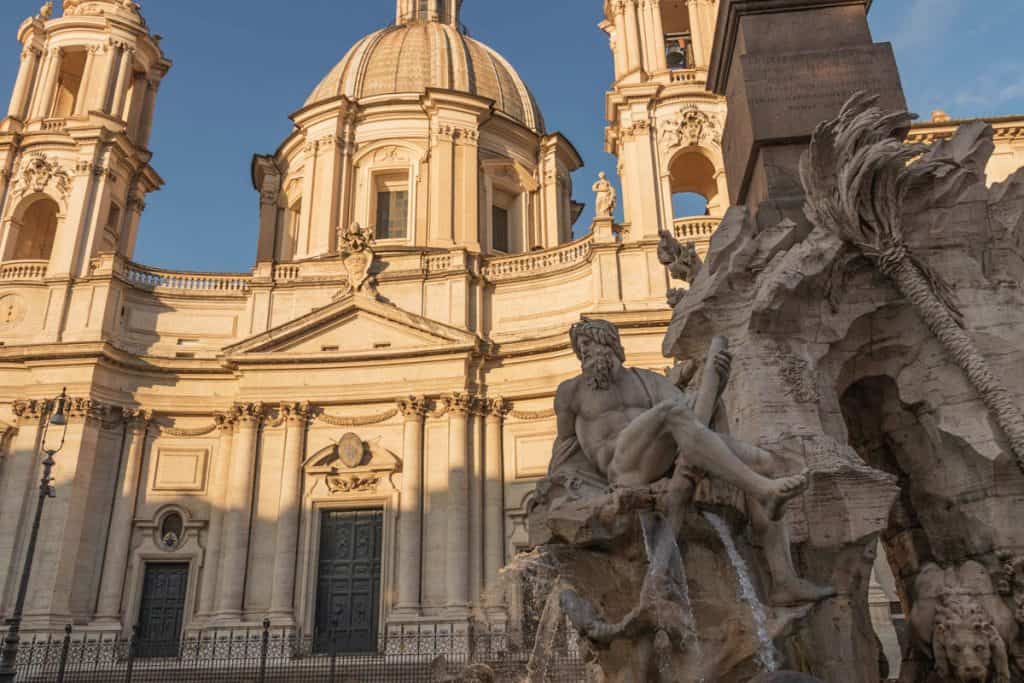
left=555, top=366, right=689, bottom=480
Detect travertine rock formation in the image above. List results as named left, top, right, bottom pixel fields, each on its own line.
left=662, top=97, right=1024, bottom=681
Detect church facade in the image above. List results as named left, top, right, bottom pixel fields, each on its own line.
left=0, top=0, right=1022, bottom=656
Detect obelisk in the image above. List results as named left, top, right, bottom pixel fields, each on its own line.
left=708, top=0, right=906, bottom=214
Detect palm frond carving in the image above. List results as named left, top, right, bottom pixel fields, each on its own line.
left=800, top=92, right=1024, bottom=473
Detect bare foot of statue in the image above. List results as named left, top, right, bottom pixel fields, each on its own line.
left=758, top=471, right=809, bottom=521
left=769, top=576, right=837, bottom=606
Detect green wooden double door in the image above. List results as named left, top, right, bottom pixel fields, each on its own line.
left=313, top=508, right=384, bottom=654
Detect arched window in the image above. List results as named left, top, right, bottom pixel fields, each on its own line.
left=668, top=150, right=718, bottom=221
left=159, top=511, right=184, bottom=550
left=11, top=197, right=59, bottom=261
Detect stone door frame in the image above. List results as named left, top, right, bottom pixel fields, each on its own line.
left=294, top=492, right=399, bottom=640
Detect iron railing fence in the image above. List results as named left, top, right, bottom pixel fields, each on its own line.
left=3, top=622, right=588, bottom=682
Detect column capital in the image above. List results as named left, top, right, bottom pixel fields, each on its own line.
left=443, top=392, right=475, bottom=417
left=280, top=401, right=313, bottom=426
left=235, top=402, right=265, bottom=426
left=122, top=408, right=152, bottom=433
left=67, top=397, right=113, bottom=424
left=213, top=409, right=238, bottom=432
left=486, top=398, right=513, bottom=420
left=12, top=398, right=51, bottom=423
left=397, top=396, right=429, bottom=420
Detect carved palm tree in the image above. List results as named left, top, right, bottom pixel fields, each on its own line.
left=800, top=92, right=1024, bottom=473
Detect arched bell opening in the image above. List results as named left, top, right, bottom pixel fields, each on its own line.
left=5, top=195, right=61, bottom=262
left=668, top=148, right=718, bottom=221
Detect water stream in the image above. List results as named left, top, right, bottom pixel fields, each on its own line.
left=703, top=511, right=779, bottom=672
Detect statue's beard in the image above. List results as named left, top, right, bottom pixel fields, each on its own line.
left=582, top=350, right=617, bottom=390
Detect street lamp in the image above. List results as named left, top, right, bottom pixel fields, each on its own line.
left=0, top=389, right=69, bottom=683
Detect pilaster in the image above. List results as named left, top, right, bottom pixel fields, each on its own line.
left=483, top=398, right=511, bottom=611
left=394, top=396, right=428, bottom=615
left=443, top=393, right=472, bottom=614
left=22, top=399, right=113, bottom=628
left=196, top=410, right=237, bottom=619
left=213, top=402, right=263, bottom=622
left=0, top=401, right=46, bottom=618
left=93, top=409, right=151, bottom=626
left=268, top=402, right=312, bottom=624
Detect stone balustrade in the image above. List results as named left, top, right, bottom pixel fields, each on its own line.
left=423, top=253, right=453, bottom=273
left=272, top=264, right=301, bottom=282
left=673, top=216, right=719, bottom=242
left=117, top=259, right=251, bottom=294
left=0, top=259, right=48, bottom=282
left=481, top=235, right=593, bottom=282
left=668, top=69, right=704, bottom=84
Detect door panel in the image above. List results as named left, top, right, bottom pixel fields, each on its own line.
left=314, top=509, right=383, bottom=654
left=136, top=562, right=189, bottom=658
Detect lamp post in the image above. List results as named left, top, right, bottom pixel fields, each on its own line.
left=0, top=389, right=69, bottom=683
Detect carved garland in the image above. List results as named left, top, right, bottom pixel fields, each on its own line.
left=510, top=408, right=556, bottom=421
left=316, top=408, right=399, bottom=427
left=155, top=423, right=219, bottom=438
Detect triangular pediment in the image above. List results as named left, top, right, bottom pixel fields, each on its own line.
left=223, top=295, right=478, bottom=358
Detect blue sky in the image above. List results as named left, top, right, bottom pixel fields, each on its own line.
left=1, top=0, right=1022, bottom=272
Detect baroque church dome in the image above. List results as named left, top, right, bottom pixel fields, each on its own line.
left=305, top=1, right=545, bottom=133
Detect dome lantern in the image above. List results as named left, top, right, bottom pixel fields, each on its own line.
left=395, top=0, right=462, bottom=27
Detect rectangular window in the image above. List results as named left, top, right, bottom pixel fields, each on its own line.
left=492, top=205, right=510, bottom=253
left=375, top=188, right=409, bottom=240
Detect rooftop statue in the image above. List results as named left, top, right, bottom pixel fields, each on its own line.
left=593, top=172, right=617, bottom=219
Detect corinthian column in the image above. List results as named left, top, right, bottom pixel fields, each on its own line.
left=394, top=396, right=428, bottom=613
left=483, top=399, right=511, bottom=608
left=94, top=410, right=151, bottom=624
left=197, top=410, right=236, bottom=618
left=624, top=0, right=642, bottom=74
left=214, top=403, right=263, bottom=622
left=110, top=46, right=134, bottom=119
left=30, top=47, right=61, bottom=120
left=268, top=402, right=311, bottom=624
left=7, top=47, right=40, bottom=120
left=445, top=393, right=472, bottom=612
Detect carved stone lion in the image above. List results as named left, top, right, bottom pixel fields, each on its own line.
left=903, top=562, right=1018, bottom=683
left=934, top=590, right=1010, bottom=683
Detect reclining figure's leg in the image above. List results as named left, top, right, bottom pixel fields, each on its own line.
left=609, top=400, right=807, bottom=519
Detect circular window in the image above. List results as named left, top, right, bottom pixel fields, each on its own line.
left=160, top=512, right=184, bottom=550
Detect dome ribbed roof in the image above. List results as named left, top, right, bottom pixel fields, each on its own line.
left=305, top=22, right=545, bottom=133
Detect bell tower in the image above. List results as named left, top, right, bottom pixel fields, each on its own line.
left=0, top=0, right=170, bottom=280
left=601, top=0, right=727, bottom=253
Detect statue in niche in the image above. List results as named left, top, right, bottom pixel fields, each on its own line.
left=549, top=319, right=834, bottom=606
left=592, top=172, right=617, bottom=219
